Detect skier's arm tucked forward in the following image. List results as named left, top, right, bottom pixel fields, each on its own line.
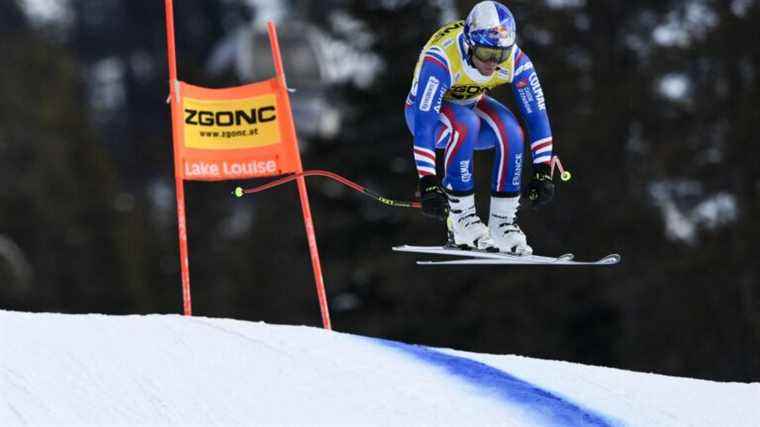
left=410, top=50, right=452, bottom=220
left=511, top=47, right=555, bottom=207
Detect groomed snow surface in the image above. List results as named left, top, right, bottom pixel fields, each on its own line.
left=1, top=310, right=757, bottom=426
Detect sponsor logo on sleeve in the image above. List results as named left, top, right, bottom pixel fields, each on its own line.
left=460, top=160, right=472, bottom=183
left=434, top=85, right=445, bottom=113
left=420, top=76, right=440, bottom=112
left=528, top=72, right=546, bottom=111
left=512, top=153, right=523, bottom=187
left=515, top=78, right=533, bottom=114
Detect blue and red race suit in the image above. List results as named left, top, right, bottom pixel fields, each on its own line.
left=405, top=21, right=553, bottom=196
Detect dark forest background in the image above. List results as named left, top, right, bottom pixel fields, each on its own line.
left=1, top=0, right=758, bottom=382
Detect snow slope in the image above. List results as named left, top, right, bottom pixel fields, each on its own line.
left=1, top=310, right=757, bottom=426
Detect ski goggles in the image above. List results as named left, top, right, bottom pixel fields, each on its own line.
left=471, top=45, right=512, bottom=64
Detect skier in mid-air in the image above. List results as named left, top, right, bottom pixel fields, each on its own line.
left=405, top=1, right=556, bottom=255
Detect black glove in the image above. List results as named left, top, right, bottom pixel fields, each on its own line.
left=418, top=175, right=449, bottom=221
left=525, top=163, right=555, bottom=208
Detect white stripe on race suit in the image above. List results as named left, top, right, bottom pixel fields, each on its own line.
left=531, top=137, right=552, bottom=150
left=414, top=154, right=436, bottom=166
left=414, top=146, right=436, bottom=159
left=514, top=62, right=534, bottom=77
left=439, top=112, right=454, bottom=140
left=435, top=129, right=450, bottom=147
left=417, top=165, right=437, bottom=176
left=533, top=155, right=552, bottom=164
left=534, top=145, right=553, bottom=155
left=428, top=46, right=449, bottom=65
left=444, top=131, right=461, bottom=172
left=438, top=112, right=455, bottom=151
left=427, top=46, right=453, bottom=82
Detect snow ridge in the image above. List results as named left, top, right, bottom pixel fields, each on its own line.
left=1, top=310, right=758, bottom=426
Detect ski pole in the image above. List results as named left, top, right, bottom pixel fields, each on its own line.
left=550, top=155, right=572, bottom=182
left=233, top=170, right=422, bottom=209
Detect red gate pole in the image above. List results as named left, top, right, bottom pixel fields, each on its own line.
left=267, top=22, right=332, bottom=330
left=164, top=0, right=192, bottom=316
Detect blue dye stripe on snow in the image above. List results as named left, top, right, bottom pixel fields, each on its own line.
left=372, top=338, right=617, bottom=427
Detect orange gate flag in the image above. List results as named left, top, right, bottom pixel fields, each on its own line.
left=165, top=0, right=331, bottom=330
left=173, top=80, right=301, bottom=181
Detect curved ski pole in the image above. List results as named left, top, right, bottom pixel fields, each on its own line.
left=233, top=170, right=422, bottom=209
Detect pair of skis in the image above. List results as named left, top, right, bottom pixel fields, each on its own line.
left=232, top=169, right=619, bottom=267
left=393, top=245, right=621, bottom=266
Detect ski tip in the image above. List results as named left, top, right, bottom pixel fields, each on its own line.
left=600, top=254, right=622, bottom=265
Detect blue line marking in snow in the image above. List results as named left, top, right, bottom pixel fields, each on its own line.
left=373, top=338, right=618, bottom=427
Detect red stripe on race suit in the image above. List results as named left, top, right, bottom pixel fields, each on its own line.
left=476, top=101, right=511, bottom=192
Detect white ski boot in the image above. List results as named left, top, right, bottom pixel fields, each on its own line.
left=446, top=193, right=497, bottom=250
left=489, top=196, right=533, bottom=255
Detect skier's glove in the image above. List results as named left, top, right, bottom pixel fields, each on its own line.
left=526, top=163, right=555, bottom=209
left=418, top=175, right=449, bottom=221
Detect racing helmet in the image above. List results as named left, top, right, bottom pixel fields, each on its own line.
left=464, top=1, right=517, bottom=64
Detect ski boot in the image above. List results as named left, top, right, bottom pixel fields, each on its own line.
left=446, top=192, right=497, bottom=251
left=489, top=196, right=533, bottom=255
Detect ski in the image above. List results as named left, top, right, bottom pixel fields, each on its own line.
left=392, top=245, right=574, bottom=262
left=392, top=245, right=620, bottom=266
left=415, top=254, right=620, bottom=266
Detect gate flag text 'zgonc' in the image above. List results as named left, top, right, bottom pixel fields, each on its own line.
left=173, top=80, right=301, bottom=181
left=165, top=0, right=331, bottom=330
